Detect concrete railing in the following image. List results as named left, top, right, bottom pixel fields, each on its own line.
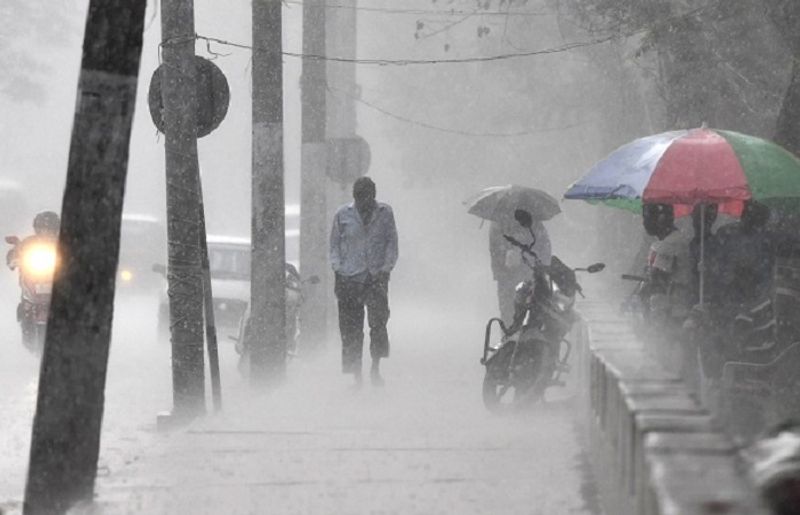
left=575, top=301, right=768, bottom=515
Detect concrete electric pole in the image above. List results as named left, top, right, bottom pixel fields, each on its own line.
left=24, top=2, right=147, bottom=513
left=326, top=0, right=359, bottom=175
left=299, top=0, right=328, bottom=351
left=250, top=0, right=287, bottom=383
left=160, top=0, right=206, bottom=417
left=325, top=0, right=361, bottom=332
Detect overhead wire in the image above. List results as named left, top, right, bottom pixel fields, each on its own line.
left=189, top=33, right=617, bottom=66
left=281, top=0, right=553, bottom=17
left=326, top=83, right=591, bottom=137
left=172, top=4, right=712, bottom=67
left=157, top=3, right=714, bottom=137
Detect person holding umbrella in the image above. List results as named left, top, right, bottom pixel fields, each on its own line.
left=641, top=203, right=693, bottom=326
left=490, top=216, right=551, bottom=324
left=715, top=200, right=774, bottom=308
left=565, top=127, right=800, bottom=306
left=464, top=185, right=560, bottom=325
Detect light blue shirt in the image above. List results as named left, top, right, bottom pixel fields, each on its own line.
left=330, top=202, right=398, bottom=277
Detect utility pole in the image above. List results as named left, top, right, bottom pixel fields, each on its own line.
left=325, top=0, right=360, bottom=332
left=299, top=0, right=328, bottom=351
left=160, top=0, right=206, bottom=416
left=23, top=2, right=147, bottom=514
left=326, top=0, right=358, bottom=163
left=250, top=0, right=287, bottom=382
left=198, top=182, right=221, bottom=411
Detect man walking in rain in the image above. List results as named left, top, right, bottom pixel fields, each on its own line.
left=330, top=177, right=398, bottom=387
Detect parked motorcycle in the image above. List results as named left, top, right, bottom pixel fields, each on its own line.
left=481, top=209, right=605, bottom=412
left=233, top=264, right=319, bottom=373
left=745, top=421, right=800, bottom=515
left=5, top=235, right=58, bottom=352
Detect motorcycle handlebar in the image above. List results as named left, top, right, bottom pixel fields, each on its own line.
left=503, top=234, right=538, bottom=259
left=621, top=274, right=646, bottom=282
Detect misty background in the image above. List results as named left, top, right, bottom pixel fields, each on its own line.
left=1, top=0, right=798, bottom=512
left=3, top=0, right=793, bottom=301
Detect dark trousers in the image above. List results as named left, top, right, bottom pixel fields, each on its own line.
left=335, top=274, right=390, bottom=374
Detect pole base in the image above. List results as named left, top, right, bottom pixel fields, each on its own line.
left=156, top=410, right=198, bottom=432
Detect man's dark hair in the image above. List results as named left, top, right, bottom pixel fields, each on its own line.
left=353, top=176, right=376, bottom=199
left=642, top=203, right=674, bottom=236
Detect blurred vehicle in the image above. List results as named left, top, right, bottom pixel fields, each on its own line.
left=157, top=229, right=300, bottom=335
left=118, top=213, right=166, bottom=293
left=5, top=233, right=58, bottom=352
left=481, top=209, right=605, bottom=412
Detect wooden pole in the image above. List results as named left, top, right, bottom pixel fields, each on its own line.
left=23, top=2, right=147, bottom=513
left=250, top=0, right=287, bottom=383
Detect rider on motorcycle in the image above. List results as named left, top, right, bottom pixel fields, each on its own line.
left=7, top=211, right=60, bottom=270
left=6, top=211, right=60, bottom=351
left=641, top=203, right=693, bottom=325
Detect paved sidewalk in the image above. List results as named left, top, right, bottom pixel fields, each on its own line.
left=92, top=302, right=597, bottom=515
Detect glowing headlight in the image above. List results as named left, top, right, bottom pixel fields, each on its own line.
left=22, top=244, right=57, bottom=278
left=120, top=269, right=134, bottom=282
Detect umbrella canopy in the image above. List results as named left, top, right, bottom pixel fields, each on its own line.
left=465, top=185, right=561, bottom=223
left=564, top=128, right=800, bottom=216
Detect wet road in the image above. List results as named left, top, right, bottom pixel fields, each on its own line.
left=0, top=292, right=599, bottom=514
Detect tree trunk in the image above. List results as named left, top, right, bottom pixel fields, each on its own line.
left=774, top=56, right=800, bottom=156
left=160, top=0, right=206, bottom=416
left=23, top=2, right=147, bottom=513
left=250, top=0, right=287, bottom=382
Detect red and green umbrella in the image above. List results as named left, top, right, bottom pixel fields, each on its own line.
left=564, top=127, right=800, bottom=216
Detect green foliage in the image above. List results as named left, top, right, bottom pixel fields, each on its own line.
left=559, top=0, right=792, bottom=134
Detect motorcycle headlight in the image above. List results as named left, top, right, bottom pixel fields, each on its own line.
left=22, top=244, right=57, bottom=279
left=120, top=269, right=134, bottom=282
left=553, top=291, right=573, bottom=312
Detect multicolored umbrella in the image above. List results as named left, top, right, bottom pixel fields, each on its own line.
left=564, top=128, right=800, bottom=216
left=465, top=184, right=561, bottom=223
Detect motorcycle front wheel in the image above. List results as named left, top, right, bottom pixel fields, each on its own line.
left=21, top=322, right=45, bottom=355
left=482, top=342, right=546, bottom=413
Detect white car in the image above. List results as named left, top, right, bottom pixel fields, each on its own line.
left=157, top=228, right=300, bottom=334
